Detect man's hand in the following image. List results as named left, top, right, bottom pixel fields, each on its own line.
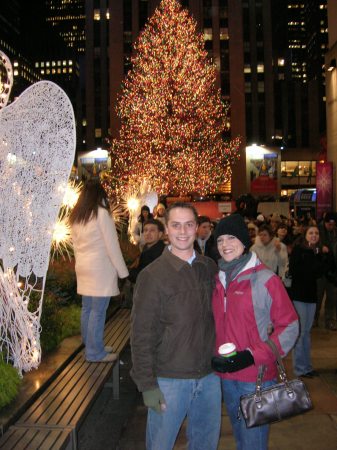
left=211, top=350, right=254, bottom=373
left=142, top=388, right=167, bottom=413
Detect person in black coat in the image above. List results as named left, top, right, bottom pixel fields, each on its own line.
left=289, top=225, right=334, bottom=378
left=128, top=219, right=165, bottom=283
left=194, top=215, right=219, bottom=263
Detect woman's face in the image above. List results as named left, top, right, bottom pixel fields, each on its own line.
left=217, top=235, right=245, bottom=262
left=277, top=227, right=287, bottom=239
left=259, top=230, right=272, bottom=246
left=305, top=227, right=319, bottom=246
left=142, top=209, right=149, bottom=219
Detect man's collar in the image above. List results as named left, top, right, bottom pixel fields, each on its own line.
left=164, top=246, right=198, bottom=269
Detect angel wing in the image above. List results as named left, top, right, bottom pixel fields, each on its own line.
left=0, top=52, right=76, bottom=373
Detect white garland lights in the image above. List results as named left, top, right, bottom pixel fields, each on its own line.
left=0, top=51, right=76, bottom=374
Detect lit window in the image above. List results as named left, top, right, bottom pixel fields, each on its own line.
left=35, top=62, right=39, bottom=68
left=203, top=28, right=213, bottom=41
left=278, top=58, right=285, bottom=66
left=69, top=68, right=73, bottom=73
left=41, top=62, right=44, bottom=67
left=94, top=9, right=100, bottom=20
left=244, top=66, right=251, bottom=73
left=82, top=119, right=87, bottom=126
left=14, top=69, right=18, bottom=76
left=220, top=28, right=229, bottom=40
left=57, top=61, right=61, bottom=66
left=46, top=69, right=50, bottom=74
left=52, top=61, right=56, bottom=67
left=95, top=128, right=102, bottom=138
left=63, top=68, right=67, bottom=73
left=41, top=70, right=45, bottom=74
left=57, top=68, right=61, bottom=74
left=106, top=9, right=110, bottom=19
left=52, top=69, right=56, bottom=74
left=69, top=60, right=73, bottom=65
left=63, top=60, right=66, bottom=66
left=257, top=64, right=264, bottom=73
left=13, top=61, right=19, bottom=67
left=46, top=62, right=50, bottom=67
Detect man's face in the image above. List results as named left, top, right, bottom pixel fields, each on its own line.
left=197, top=221, right=211, bottom=239
left=143, top=224, right=162, bottom=247
left=166, top=207, right=197, bottom=260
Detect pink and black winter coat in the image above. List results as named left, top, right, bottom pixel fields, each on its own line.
left=212, top=252, right=299, bottom=382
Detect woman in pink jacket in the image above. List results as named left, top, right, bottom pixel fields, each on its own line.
left=70, top=180, right=129, bottom=362
left=211, top=214, right=299, bottom=450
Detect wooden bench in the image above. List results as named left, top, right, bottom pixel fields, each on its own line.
left=0, top=308, right=131, bottom=450
left=0, top=425, right=72, bottom=450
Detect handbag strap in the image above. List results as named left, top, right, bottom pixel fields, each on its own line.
left=255, top=340, right=290, bottom=398
left=265, top=339, right=288, bottom=382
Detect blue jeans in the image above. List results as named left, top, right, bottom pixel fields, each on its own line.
left=146, top=373, right=221, bottom=450
left=292, top=301, right=316, bottom=376
left=81, top=296, right=110, bottom=361
left=222, top=378, right=276, bottom=450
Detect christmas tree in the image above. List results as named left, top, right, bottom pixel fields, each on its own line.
left=108, top=0, right=240, bottom=196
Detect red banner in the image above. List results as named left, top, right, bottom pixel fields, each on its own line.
left=316, top=162, right=333, bottom=220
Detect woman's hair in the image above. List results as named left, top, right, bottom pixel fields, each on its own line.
left=69, top=179, right=110, bottom=225
left=295, top=225, right=321, bottom=249
left=138, top=205, right=152, bottom=223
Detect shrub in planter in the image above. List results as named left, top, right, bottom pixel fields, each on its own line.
left=46, top=258, right=81, bottom=306
left=29, top=292, right=81, bottom=353
left=0, top=356, right=22, bottom=410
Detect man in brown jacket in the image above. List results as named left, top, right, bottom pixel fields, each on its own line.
left=131, top=202, right=221, bottom=450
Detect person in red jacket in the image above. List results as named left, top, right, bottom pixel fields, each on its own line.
left=211, top=213, right=299, bottom=450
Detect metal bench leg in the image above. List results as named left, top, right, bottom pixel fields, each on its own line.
left=113, top=358, right=120, bottom=400
left=104, top=358, right=120, bottom=399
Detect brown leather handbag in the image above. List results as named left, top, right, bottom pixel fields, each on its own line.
left=240, top=340, right=313, bottom=428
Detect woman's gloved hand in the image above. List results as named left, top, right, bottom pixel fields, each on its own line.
left=211, top=350, right=254, bottom=373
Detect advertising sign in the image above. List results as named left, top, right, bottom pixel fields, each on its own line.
left=316, top=162, right=333, bottom=220
left=250, top=152, right=278, bottom=194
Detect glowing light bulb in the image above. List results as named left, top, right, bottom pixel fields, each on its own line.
left=127, top=197, right=139, bottom=211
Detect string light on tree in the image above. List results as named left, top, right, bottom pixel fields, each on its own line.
left=107, top=0, right=240, bottom=197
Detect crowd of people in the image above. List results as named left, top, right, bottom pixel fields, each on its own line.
left=70, top=180, right=337, bottom=450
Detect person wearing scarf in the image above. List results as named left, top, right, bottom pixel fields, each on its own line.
left=211, top=214, right=299, bottom=450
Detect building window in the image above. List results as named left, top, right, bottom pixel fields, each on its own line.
left=204, top=28, right=213, bottom=41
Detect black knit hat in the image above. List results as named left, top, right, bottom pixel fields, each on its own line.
left=214, top=214, right=250, bottom=248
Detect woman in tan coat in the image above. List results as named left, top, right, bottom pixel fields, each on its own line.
left=70, top=180, right=129, bottom=362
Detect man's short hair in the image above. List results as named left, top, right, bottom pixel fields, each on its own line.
left=165, top=202, right=198, bottom=223
left=143, top=218, right=165, bottom=233
left=197, top=215, right=211, bottom=226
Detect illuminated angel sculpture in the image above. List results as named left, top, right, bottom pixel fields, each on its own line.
left=0, top=51, right=76, bottom=374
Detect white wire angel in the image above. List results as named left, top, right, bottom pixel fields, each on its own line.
left=0, top=51, right=76, bottom=374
